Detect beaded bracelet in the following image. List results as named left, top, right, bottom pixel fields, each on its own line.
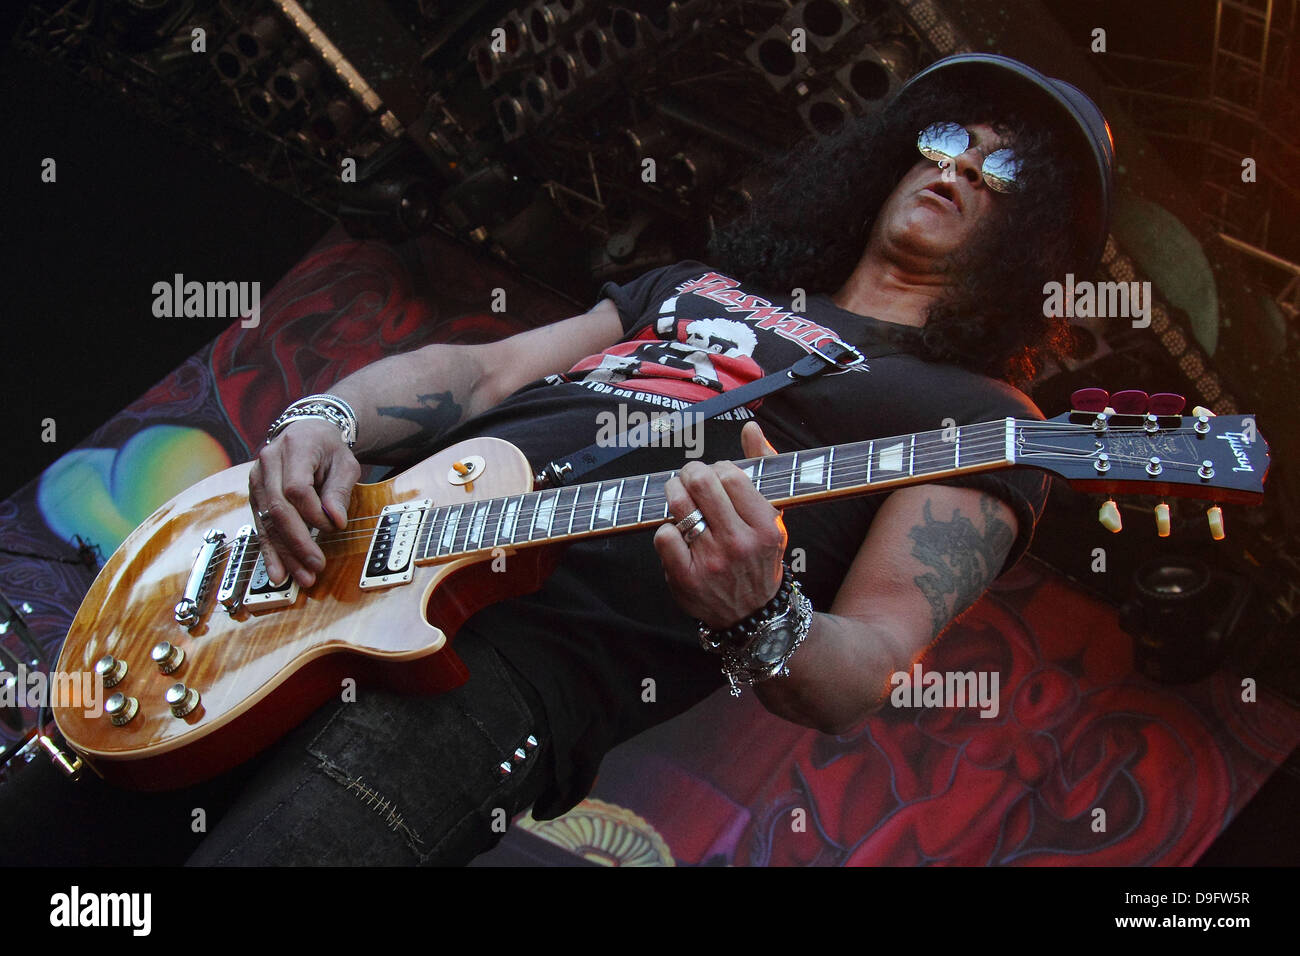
left=696, top=563, right=796, bottom=654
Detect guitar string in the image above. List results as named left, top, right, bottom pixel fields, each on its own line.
left=219, top=422, right=1235, bottom=562
left=209, top=423, right=1244, bottom=575
left=254, top=419, right=1226, bottom=548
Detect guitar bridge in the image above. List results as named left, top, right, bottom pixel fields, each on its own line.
left=174, top=528, right=225, bottom=628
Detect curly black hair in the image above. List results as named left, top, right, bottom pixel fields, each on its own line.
left=708, top=81, right=1091, bottom=387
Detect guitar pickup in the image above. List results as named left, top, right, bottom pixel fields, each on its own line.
left=242, top=528, right=316, bottom=610
left=359, top=499, right=430, bottom=591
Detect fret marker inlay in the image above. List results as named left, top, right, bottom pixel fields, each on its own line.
left=878, top=442, right=905, bottom=473
left=597, top=485, right=618, bottom=523
left=534, top=496, right=555, bottom=533
left=500, top=498, right=520, bottom=540
left=799, top=454, right=825, bottom=487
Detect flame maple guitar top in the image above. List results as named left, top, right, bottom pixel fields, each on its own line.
left=53, top=437, right=538, bottom=787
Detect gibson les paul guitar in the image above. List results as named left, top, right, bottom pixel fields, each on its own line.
left=53, top=394, right=1268, bottom=788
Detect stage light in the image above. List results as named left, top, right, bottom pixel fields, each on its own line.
left=212, top=44, right=246, bottom=84
left=529, top=1, right=576, bottom=52
left=495, top=94, right=531, bottom=141
left=836, top=39, right=915, bottom=109
left=521, top=74, right=555, bottom=122
left=503, top=11, right=533, bottom=61
left=609, top=7, right=664, bottom=56
left=470, top=39, right=504, bottom=87
left=746, top=26, right=811, bottom=92
left=548, top=48, right=582, bottom=99
left=234, top=14, right=283, bottom=64
left=577, top=24, right=616, bottom=78
left=786, top=0, right=860, bottom=53
left=799, top=88, right=854, bottom=137
left=244, top=87, right=281, bottom=126
left=270, top=59, right=319, bottom=107
left=307, top=99, right=357, bottom=145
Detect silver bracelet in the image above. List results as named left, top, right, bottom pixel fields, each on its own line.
left=717, top=583, right=813, bottom=697
left=266, top=393, right=358, bottom=448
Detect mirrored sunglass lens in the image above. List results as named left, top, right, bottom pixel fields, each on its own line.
left=982, top=148, right=1021, bottom=192
left=917, top=122, right=969, bottom=162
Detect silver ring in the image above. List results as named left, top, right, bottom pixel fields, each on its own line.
left=256, top=509, right=271, bottom=523
left=675, top=509, right=705, bottom=536
left=683, top=519, right=708, bottom=544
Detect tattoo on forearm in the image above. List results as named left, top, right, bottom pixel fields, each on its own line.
left=908, top=495, right=1014, bottom=637
left=370, top=390, right=463, bottom=458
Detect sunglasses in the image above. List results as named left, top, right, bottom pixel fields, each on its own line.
left=917, top=122, right=1022, bottom=193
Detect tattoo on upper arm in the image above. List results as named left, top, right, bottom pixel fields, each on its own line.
left=370, top=390, right=463, bottom=459
left=907, top=494, right=1014, bottom=638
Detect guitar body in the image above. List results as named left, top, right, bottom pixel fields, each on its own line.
left=53, top=437, right=554, bottom=790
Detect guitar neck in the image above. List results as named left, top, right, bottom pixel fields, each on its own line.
left=414, top=419, right=1015, bottom=560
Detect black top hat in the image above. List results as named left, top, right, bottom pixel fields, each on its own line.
left=892, top=53, right=1116, bottom=273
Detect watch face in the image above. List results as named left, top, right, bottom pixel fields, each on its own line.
left=750, top=622, right=796, bottom=665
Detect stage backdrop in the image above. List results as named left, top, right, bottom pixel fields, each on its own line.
left=3, top=227, right=1298, bottom=866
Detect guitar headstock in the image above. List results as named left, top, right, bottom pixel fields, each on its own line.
left=1018, top=390, right=1268, bottom=515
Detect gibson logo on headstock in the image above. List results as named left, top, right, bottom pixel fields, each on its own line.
left=1216, top=430, right=1255, bottom=472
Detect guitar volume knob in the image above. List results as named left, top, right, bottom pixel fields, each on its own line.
left=105, top=692, right=138, bottom=726
left=151, top=641, right=185, bottom=674
left=94, top=655, right=127, bottom=688
left=165, top=682, right=201, bottom=718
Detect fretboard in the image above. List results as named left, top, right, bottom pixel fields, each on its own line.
left=414, top=419, right=1015, bottom=561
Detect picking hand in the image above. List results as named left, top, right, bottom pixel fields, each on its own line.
left=248, top=418, right=361, bottom=587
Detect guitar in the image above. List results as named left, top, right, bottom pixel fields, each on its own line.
left=53, top=396, right=1268, bottom=788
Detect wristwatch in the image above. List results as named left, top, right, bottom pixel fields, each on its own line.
left=696, top=564, right=814, bottom=697
left=746, top=589, right=813, bottom=668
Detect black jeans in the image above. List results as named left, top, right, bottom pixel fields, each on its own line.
left=1, top=638, right=556, bottom=866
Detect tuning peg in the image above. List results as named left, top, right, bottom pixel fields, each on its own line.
left=1110, top=389, right=1149, bottom=415
left=1207, top=506, right=1225, bottom=540
left=1154, top=503, right=1171, bottom=537
left=1070, top=387, right=1109, bottom=413
left=1099, top=499, right=1122, bottom=533
left=1148, top=393, right=1186, bottom=415
left=1192, top=405, right=1216, bottom=419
